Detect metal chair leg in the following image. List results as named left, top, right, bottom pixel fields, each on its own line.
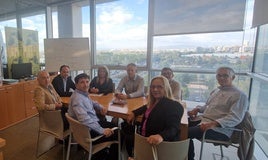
left=66, top=134, right=72, bottom=160
left=220, top=145, right=224, bottom=157
left=63, top=139, right=66, bottom=160
left=36, top=130, right=41, bottom=157
left=199, top=139, right=205, bottom=160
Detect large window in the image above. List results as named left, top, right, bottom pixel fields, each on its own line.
left=152, top=32, right=252, bottom=72
left=0, top=19, right=17, bottom=65
left=52, top=11, right=59, bottom=38
left=250, top=23, right=268, bottom=157
left=250, top=79, right=268, bottom=157
left=21, top=13, right=46, bottom=64
left=95, top=0, right=148, bottom=66
left=82, top=5, right=90, bottom=38
left=254, top=24, right=268, bottom=75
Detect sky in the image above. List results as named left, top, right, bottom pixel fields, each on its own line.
left=0, top=0, right=255, bottom=52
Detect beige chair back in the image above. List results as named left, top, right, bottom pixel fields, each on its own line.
left=36, top=110, right=70, bottom=158
left=156, top=139, right=189, bottom=160
left=134, top=133, right=155, bottom=160
left=65, top=113, right=92, bottom=152
left=134, top=132, right=189, bottom=160
left=39, top=110, right=65, bottom=138
left=65, top=113, right=119, bottom=160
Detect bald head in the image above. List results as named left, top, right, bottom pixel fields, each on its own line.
left=37, top=70, right=50, bottom=88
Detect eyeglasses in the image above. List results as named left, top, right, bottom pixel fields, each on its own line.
left=150, top=85, right=164, bottom=89
left=162, top=71, right=172, bottom=75
left=216, top=74, right=230, bottom=79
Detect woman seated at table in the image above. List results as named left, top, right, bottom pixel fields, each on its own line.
left=124, top=75, right=184, bottom=158
left=89, top=65, right=114, bottom=95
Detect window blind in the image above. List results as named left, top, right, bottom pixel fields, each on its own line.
left=252, top=0, right=268, bottom=28
left=152, top=0, right=246, bottom=36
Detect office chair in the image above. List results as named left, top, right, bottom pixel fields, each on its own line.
left=36, top=110, right=70, bottom=159
left=134, top=133, right=155, bottom=160
left=156, top=139, right=189, bottom=160
left=199, top=111, right=255, bottom=160
left=65, top=113, right=120, bottom=160
left=134, top=132, right=190, bottom=160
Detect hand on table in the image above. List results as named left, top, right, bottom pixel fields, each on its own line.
left=115, top=93, right=128, bottom=100
left=188, top=107, right=199, bottom=119
left=90, top=87, right=99, bottom=93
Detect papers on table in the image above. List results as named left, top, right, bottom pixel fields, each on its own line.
left=108, top=103, right=128, bottom=114
left=89, top=93, right=104, bottom=97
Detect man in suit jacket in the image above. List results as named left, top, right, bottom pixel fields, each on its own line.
left=52, top=65, right=75, bottom=97
left=34, top=70, right=69, bottom=130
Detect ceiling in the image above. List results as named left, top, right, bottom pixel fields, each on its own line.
left=0, top=0, right=83, bottom=20
left=0, top=0, right=115, bottom=20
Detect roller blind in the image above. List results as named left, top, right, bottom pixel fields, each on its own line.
left=252, top=0, right=268, bottom=28
left=153, top=0, right=246, bottom=36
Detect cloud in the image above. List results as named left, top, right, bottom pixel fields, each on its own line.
left=95, top=3, right=147, bottom=49
left=96, top=23, right=147, bottom=49
left=98, top=5, right=133, bottom=25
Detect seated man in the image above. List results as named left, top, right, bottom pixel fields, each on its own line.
left=161, top=67, right=182, bottom=101
left=52, top=65, right=75, bottom=97
left=34, top=70, right=69, bottom=130
left=68, top=73, right=118, bottom=160
left=115, top=63, right=144, bottom=99
left=187, top=66, right=248, bottom=160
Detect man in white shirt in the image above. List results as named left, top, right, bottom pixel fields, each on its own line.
left=115, top=63, right=144, bottom=99
left=187, top=66, right=248, bottom=160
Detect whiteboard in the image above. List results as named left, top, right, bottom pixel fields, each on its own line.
left=44, top=38, right=90, bottom=72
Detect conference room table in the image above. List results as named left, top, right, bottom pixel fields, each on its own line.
left=61, top=93, right=188, bottom=140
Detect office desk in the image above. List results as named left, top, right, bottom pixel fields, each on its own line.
left=61, top=93, right=147, bottom=119
left=61, top=93, right=188, bottom=140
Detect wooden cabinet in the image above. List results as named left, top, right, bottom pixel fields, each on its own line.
left=0, top=88, right=9, bottom=129
left=23, top=80, right=38, bottom=117
left=0, top=80, right=38, bottom=130
left=4, top=84, right=26, bottom=124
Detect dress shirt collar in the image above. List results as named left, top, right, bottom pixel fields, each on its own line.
left=218, top=85, right=235, bottom=90
left=75, top=89, right=89, bottom=97
left=61, top=76, right=68, bottom=80
left=127, top=74, right=137, bottom=81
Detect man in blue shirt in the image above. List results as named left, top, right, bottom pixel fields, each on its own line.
left=68, top=73, right=118, bottom=159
